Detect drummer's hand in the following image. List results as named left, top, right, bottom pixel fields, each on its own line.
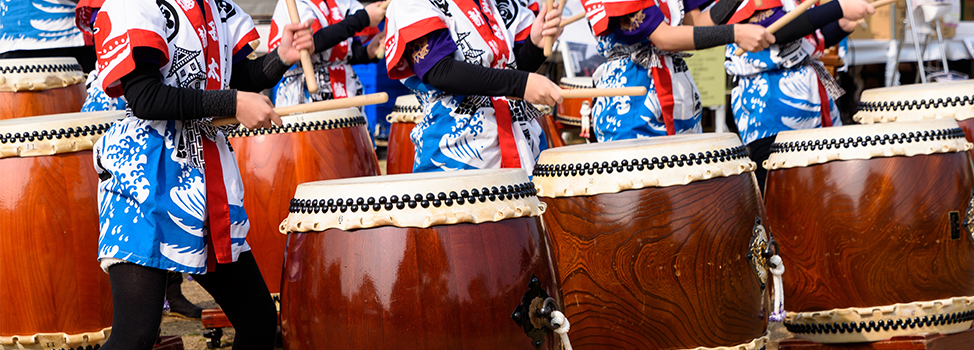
left=530, top=2, right=563, bottom=48
left=236, top=91, right=282, bottom=129
left=364, top=2, right=387, bottom=27
left=734, top=24, right=775, bottom=52
left=839, top=0, right=875, bottom=21
left=523, top=73, right=562, bottom=106
left=838, top=18, right=860, bottom=32
left=278, top=20, right=315, bottom=65
left=368, top=31, right=387, bottom=59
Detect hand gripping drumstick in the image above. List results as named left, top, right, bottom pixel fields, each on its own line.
left=211, top=92, right=390, bottom=127
left=560, top=12, right=586, bottom=28
left=286, top=0, right=318, bottom=93
left=375, top=0, right=392, bottom=59
left=851, top=0, right=900, bottom=25
left=733, top=0, right=834, bottom=56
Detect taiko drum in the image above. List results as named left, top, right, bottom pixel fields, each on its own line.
left=0, top=58, right=86, bottom=119
left=0, top=111, right=123, bottom=349
left=764, top=119, right=974, bottom=343
left=555, top=77, right=592, bottom=127
left=227, top=107, right=379, bottom=296
left=279, top=169, right=563, bottom=349
left=385, top=95, right=422, bottom=174
left=532, top=134, right=771, bottom=349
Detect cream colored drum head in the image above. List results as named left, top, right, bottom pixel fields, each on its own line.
left=765, top=119, right=971, bottom=170
left=855, top=81, right=974, bottom=123
left=532, top=133, right=756, bottom=198
left=281, top=169, right=542, bottom=232
left=386, top=94, right=423, bottom=123
left=0, top=111, right=124, bottom=158
left=227, top=107, right=364, bottom=137
left=559, top=76, right=594, bottom=89
left=0, top=57, right=85, bottom=92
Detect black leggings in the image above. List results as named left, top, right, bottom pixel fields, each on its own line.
left=101, top=251, right=277, bottom=350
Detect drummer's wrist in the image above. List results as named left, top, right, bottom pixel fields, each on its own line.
left=203, top=89, right=237, bottom=118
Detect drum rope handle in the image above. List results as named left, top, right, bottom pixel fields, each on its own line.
left=548, top=310, right=574, bottom=350
left=769, top=254, right=786, bottom=322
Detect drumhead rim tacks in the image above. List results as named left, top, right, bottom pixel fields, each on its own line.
left=0, top=57, right=85, bottom=92
left=386, top=94, right=423, bottom=123
left=227, top=107, right=363, bottom=137
left=0, top=111, right=124, bottom=158
left=281, top=169, right=543, bottom=232
left=532, top=133, right=757, bottom=198
left=854, top=81, right=974, bottom=123
left=765, top=119, right=972, bottom=170
left=0, top=327, right=112, bottom=350
left=783, top=295, right=974, bottom=344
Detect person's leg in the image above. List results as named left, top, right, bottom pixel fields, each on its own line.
left=746, top=135, right=776, bottom=194
left=100, top=263, right=168, bottom=350
left=193, top=251, right=277, bottom=350
left=166, top=271, right=204, bottom=318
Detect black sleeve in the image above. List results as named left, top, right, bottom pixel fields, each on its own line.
left=774, top=0, right=843, bottom=44
left=348, top=40, right=378, bottom=65
left=122, top=61, right=237, bottom=120
left=820, top=20, right=851, bottom=47
left=513, top=39, right=546, bottom=73
left=313, top=9, right=371, bottom=53
left=424, top=56, right=530, bottom=98
left=708, top=0, right=742, bottom=25
left=228, top=49, right=291, bottom=92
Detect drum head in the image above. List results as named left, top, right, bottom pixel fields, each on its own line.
left=387, top=94, right=423, bottom=123
left=228, top=107, right=364, bottom=137
left=533, top=133, right=756, bottom=197
left=559, top=76, right=594, bottom=89
left=0, top=111, right=124, bottom=158
left=855, top=81, right=974, bottom=123
left=0, top=57, right=85, bottom=92
left=766, top=119, right=971, bottom=170
left=282, top=169, right=542, bottom=232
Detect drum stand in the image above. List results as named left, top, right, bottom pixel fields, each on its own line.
left=778, top=328, right=974, bottom=349
left=885, top=0, right=954, bottom=86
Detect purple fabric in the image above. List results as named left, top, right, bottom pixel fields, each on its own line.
left=684, top=0, right=711, bottom=12
left=750, top=8, right=786, bottom=27
left=609, top=7, right=666, bottom=45
left=406, top=29, right=460, bottom=81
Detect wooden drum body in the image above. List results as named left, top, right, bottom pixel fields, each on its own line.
left=386, top=95, right=422, bottom=174
left=555, top=77, right=593, bottom=127
left=765, top=119, right=974, bottom=343
left=279, top=170, right=563, bottom=349
left=0, top=111, right=123, bottom=349
left=856, top=81, right=974, bottom=155
left=0, top=58, right=86, bottom=119
left=227, top=108, right=380, bottom=296
left=532, top=134, right=771, bottom=349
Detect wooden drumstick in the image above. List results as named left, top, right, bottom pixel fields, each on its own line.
left=733, top=0, right=834, bottom=56
left=560, top=12, right=586, bottom=28
left=560, top=87, right=646, bottom=98
left=286, top=0, right=318, bottom=93
left=544, top=0, right=555, bottom=57
left=212, top=92, right=390, bottom=127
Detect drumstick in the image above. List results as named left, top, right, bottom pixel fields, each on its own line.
left=560, top=12, right=586, bottom=28
left=560, top=87, right=646, bottom=98
left=212, top=92, right=390, bottom=127
left=380, top=0, right=392, bottom=9
left=850, top=0, right=900, bottom=25
left=286, top=0, right=318, bottom=93
left=544, top=0, right=556, bottom=57
left=733, top=0, right=834, bottom=56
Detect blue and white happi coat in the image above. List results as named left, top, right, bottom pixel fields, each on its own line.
left=0, top=0, right=86, bottom=54
left=91, top=0, right=259, bottom=274
left=725, top=38, right=841, bottom=145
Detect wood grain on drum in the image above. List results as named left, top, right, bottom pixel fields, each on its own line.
left=765, top=153, right=974, bottom=312
left=386, top=121, right=416, bottom=175
left=537, top=114, right=566, bottom=148
left=541, top=174, right=768, bottom=349
left=229, top=125, right=379, bottom=295
left=0, top=85, right=86, bottom=119
left=280, top=217, right=560, bottom=350
left=0, top=153, right=113, bottom=335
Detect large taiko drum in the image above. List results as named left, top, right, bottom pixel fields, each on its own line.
left=555, top=77, right=592, bottom=128
left=532, top=134, right=771, bottom=349
left=385, top=95, right=423, bottom=174
left=227, top=108, right=380, bottom=297
left=765, top=119, right=974, bottom=343
left=0, top=58, right=86, bottom=119
left=0, top=111, right=123, bottom=349
left=279, top=169, right=563, bottom=349
left=856, top=81, right=974, bottom=148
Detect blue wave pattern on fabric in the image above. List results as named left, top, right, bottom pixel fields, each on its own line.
left=0, top=0, right=84, bottom=53
left=725, top=43, right=841, bottom=145
left=82, top=70, right=127, bottom=112
left=591, top=33, right=702, bottom=142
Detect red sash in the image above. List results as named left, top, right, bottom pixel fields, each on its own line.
left=311, top=0, right=353, bottom=98
left=650, top=60, right=677, bottom=135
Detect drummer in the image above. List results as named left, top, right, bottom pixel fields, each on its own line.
left=723, top=0, right=874, bottom=188
left=582, top=0, right=775, bottom=142
left=85, top=0, right=312, bottom=349
left=267, top=0, right=386, bottom=107
left=384, top=0, right=563, bottom=172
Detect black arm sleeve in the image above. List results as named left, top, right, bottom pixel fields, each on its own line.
left=820, top=20, right=851, bottom=47
left=774, top=0, right=843, bottom=44
left=228, top=49, right=290, bottom=92
left=348, top=40, right=378, bottom=65
left=709, top=0, right=743, bottom=25
left=693, top=24, right=736, bottom=50
left=121, top=61, right=237, bottom=120
left=513, top=40, right=546, bottom=73
left=313, top=9, right=371, bottom=53
left=424, top=56, right=530, bottom=98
